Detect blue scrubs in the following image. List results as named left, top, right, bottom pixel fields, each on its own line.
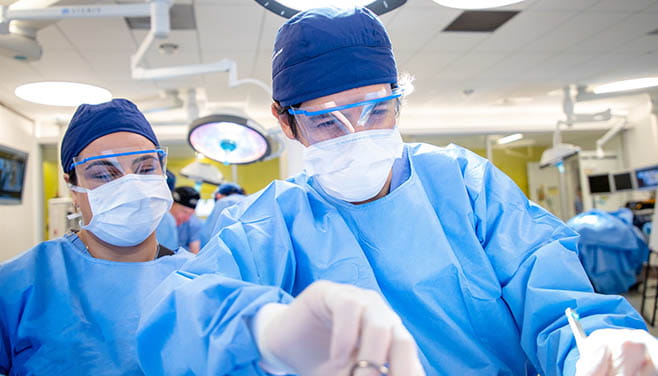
left=200, top=194, right=246, bottom=248
left=155, top=143, right=646, bottom=375
left=0, top=233, right=193, bottom=375
left=155, top=211, right=179, bottom=251
left=177, top=214, right=202, bottom=249
left=568, top=209, right=649, bottom=294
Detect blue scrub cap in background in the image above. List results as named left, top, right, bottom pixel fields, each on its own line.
left=166, top=170, right=177, bottom=192
left=215, top=182, right=245, bottom=197
left=60, top=98, right=159, bottom=173
left=272, top=6, right=398, bottom=108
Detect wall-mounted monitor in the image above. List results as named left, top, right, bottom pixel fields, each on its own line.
left=0, top=144, right=28, bottom=205
left=612, top=172, right=634, bottom=192
left=588, top=174, right=612, bottom=194
left=635, top=165, right=658, bottom=190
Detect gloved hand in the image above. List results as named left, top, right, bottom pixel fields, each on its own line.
left=575, top=328, right=658, bottom=376
left=252, top=280, right=425, bottom=376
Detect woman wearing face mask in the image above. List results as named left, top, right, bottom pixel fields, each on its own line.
left=0, top=99, right=424, bottom=375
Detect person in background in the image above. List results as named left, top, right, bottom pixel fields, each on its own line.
left=200, top=182, right=246, bottom=247
left=138, top=7, right=658, bottom=376
left=155, top=169, right=179, bottom=250
left=170, top=186, right=203, bottom=254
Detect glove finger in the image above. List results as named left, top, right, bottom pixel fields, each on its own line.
left=636, top=353, right=658, bottom=376
left=353, top=294, right=394, bottom=376
left=328, top=291, right=365, bottom=363
left=389, top=324, right=425, bottom=376
left=619, top=341, right=650, bottom=376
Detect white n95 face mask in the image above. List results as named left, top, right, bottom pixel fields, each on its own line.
left=303, top=128, right=404, bottom=202
left=70, top=174, right=173, bottom=247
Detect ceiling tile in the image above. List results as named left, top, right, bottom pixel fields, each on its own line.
left=527, top=0, right=599, bottom=11
left=195, top=4, right=263, bottom=51
left=28, top=49, right=97, bottom=82
left=564, top=12, right=658, bottom=53
left=57, top=18, right=136, bottom=52
left=423, top=32, right=489, bottom=52
left=476, top=10, right=574, bottom=52
left=386, top=6, right=461, bottom=53
left=523, top=12, right=630, bottom=52
left=435, top=52, right=507, bottom=79
left=36, top=24, right=74, bottom=50
left=590, top=0, right=657, bottom=12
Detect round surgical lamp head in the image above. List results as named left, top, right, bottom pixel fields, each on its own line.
left=188, top=114, right=271, bottom=165
left=253, top=0, right=406, bottom=18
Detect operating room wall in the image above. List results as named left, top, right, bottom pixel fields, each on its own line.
left=0, top=105, right=40, bottom=261
left=622, top=100, right=658, bottom=170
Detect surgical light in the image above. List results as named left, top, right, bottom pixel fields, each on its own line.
left=15, top=81, right=111, bottom=107
left=497, top=133, right=523, bottom=145
left=431, top=0, right=525, bottom=9
left=593, top=77, right=658, bottom=94
left=253, top=0, right=406, bottom=18
left=188, top=114, right=271, bottom=165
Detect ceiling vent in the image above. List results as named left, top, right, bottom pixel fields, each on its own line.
left=126, top=4, right=196, bottom=30
left=443, top=10, right=519, bottom=32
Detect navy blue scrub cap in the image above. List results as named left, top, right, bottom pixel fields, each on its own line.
left=272, top=6, right=398, bottom=108
left=60, top=98, right=159, bottom=173
left=215, top=182, right=245, bottom=196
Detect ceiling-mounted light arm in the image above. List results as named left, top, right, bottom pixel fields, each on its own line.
left=0, top=1, right=153, bottom=34
left=596, top=117, right=627, bottom=158
left=226, top=59, right=273, bottom=96
left=130, top=0, right=172, bottom=69
left=132, top=58, right=273, bottom=97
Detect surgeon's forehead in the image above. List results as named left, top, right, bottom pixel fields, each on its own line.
left=300, top=83, right=390, bottom=108
left=78, top=132, right=157, bottom=159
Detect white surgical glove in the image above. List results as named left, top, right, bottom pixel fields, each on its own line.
left=575, top=328, right=658, bottom=376
left=252, top=281, right=425, bottom=376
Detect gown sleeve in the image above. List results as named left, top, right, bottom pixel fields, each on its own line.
left=461, top=150, right=647, bottom=376
left=137, top=267, right=293, bottom=375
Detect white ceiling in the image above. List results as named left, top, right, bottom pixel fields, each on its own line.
left=0, top=0, right=657, bottom=136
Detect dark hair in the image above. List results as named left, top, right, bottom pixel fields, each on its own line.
left=275, top=83, right=401, bottom=140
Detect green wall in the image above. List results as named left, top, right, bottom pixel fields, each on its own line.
left=471, top=146, right=546, bottom=197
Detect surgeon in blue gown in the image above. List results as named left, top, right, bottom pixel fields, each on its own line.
left=155, top=170, right=179, bottom=250
left=200, top=182, right=246, bottom=247
left=138, top=7, right=658, bottom=376
left=0, top=99, right=196, bottom=374
left=1, top=99, right=424, bottom=376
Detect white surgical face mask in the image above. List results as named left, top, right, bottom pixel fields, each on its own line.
left=71, top=174, right=173, bottom=247
left=303, top=128, right=404, bottom=202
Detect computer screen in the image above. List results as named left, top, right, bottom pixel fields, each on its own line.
left=588, top=174, right=611, bottom=194
left=613, top=172, right=633, bottom=191
left=0, top=144, right=28, bottom=205
left=635, top=165, right=658, bottom=190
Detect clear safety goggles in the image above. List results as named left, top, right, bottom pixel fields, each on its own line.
left=70, top=147, right=168, bottom=190
left=288, top=88, right=402, bottom=145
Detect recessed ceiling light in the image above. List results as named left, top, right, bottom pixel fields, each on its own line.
left=432, top=0, right=526, bottom=10
left=497, top=133, right=523, bottom=145
left=253, top=0, right=406, bottom=18
left=15, top=82, right=112, bottom=107
left=592, top=77, right=658, bottom=94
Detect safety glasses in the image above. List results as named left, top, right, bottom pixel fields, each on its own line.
left=71, top=147, right=168, bottom=190
left=288, top=88, right=402, bottom=145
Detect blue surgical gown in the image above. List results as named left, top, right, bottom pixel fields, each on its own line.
left=143, top=143, right=647, bottom=375
left=567, top=209, right=649, bottom=294
left=177, top=214, right=202, bottom=249
left=200, top=194, right=246, bottom=248
left=0, top=233, right=193, bottom=375
left=156, top=211, right=179, bottom=250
